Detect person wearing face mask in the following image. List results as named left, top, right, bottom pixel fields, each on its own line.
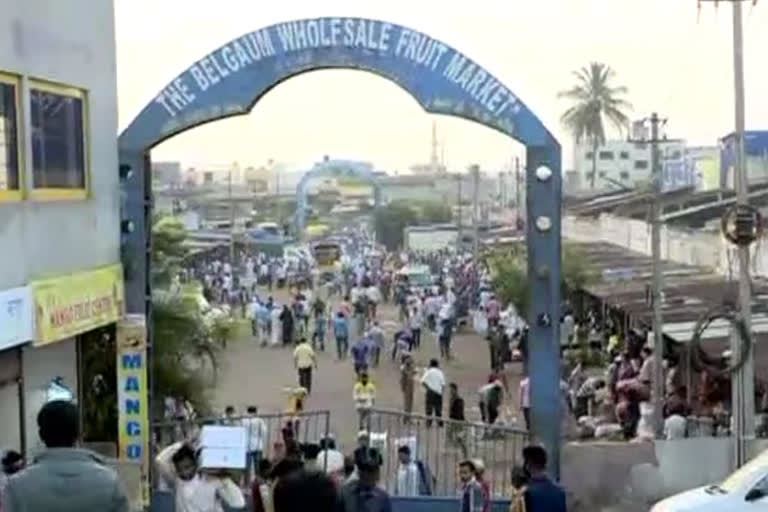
left=155, top=441, right=245, bottom=512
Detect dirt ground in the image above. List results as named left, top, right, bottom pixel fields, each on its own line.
left=212, top=287, right=525, bottom=453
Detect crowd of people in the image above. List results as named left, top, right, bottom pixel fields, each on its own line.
left=0, top=228, right=574, bottom=512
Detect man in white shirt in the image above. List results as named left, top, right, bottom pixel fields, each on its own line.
left=409, top=303, right=423, bottom=349
left=250, top=298, right=263, bottom=341
left=664, top=414, right=687, bottom=440
left=420, top=358, right=446, bottom=427
left=519, top=374, right=531, bottom=430
left=243, top=406, right=267, bottom=479
left=394, top=445, right=420, bottom=497
left=316, top=437, right=345, bottom=475
left=156, top=442, right=245, bottom=512
left=366, top=285, right=381, bottom=320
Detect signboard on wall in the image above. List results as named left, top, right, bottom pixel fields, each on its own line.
left=0, top=286, right=34, bottom=351
left=31, top=264, right=124, bottom=346
left=662, top=150, right=699, bottom=193
left=116, top=314, right=149, bottom=507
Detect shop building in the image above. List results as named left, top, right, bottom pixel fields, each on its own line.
left=0, top=0, right=122, bottom=456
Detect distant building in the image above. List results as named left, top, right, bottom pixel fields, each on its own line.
left=409, top=163, right=447, bottom=174
left=380, top=172, right=496, bottom=205
left=721, top=130, right=768, bottom=189
left=685, top=146, right=720, bottom=191
left=152, top=161, right=182, bottom=188
left=574, top=138, right=687, bottom=191
left=185, top=167, right=199, bottom=186
left=244, top=166, right=269, bottom=193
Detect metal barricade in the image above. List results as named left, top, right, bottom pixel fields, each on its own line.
left=151, top=410, right=331, bottom=485
left=365, top=407, right=528, bottom=497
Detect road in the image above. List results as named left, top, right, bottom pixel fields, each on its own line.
left=212, top=289, right=525, bottom=454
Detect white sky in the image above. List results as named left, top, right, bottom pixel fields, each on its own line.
left=114, top=0, right=768, bottom=173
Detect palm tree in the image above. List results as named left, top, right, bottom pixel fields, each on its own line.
left=559, top=62, right=632, bottom=189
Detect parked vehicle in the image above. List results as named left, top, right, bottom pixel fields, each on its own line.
left=651, top=448, right=768, bottom=511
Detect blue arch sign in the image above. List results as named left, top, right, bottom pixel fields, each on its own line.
left=295, top=159, right=382, bottom=235
left=119, top=17, right=554, bottom=151
left=118, top=17, right=563, bottom=474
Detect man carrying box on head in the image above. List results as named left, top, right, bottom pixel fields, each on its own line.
left=156, top=425, right=246, bottom=512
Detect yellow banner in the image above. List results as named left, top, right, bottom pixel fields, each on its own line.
left=116, top=314, right=150, bottom=507
left=32, top=264, right=124, bottom=346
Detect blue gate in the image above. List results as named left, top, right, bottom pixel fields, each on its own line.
left=118, top=16, right=563, bottom=475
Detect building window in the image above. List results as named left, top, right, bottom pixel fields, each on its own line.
left=29, top=81, right=87, bottom=200
left=635, top=160, right=649, bottom=170
left=598, top=171, right=606, bottom=178
left=634, top=142, right=647, bottom=150
left=620, top=171, right=630, bottom=180
left=599, top=151, right=614, bottom=160
left=619, top=151, right=630, bottom=160
left=0, top=73, right=21, bottom=201
left=585, top=172, right=594, bottom=180
left=585, top=152, right=594, bottom=160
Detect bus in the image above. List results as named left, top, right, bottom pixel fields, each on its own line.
left=312, top=240, right=343, bottom=284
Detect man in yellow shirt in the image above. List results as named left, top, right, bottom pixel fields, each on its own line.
left=353, top=373, right=376, bottom=430
left=293, top=338, right=317, bottom=394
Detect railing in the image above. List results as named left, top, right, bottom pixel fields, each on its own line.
left=364, top=407, right=529, bottom=497
left=151, top=410, right=331, bottom=484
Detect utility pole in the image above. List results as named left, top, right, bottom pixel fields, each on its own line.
left=273, top=160, right=282, bottom=230
left=515, top=157, right=522, bottom=231
left=649, top=114, right=665, bottom=438
left=471, top=164, right=480, bottom=262
left=228, top=166, right=235, bottom=266
left=628, top=113, right=679, bottom=437
left=730, top=0, right=754, bottom=467
left=498, top=171, right=505, bottom=210
left=698, top=0, right=756, bottom=469
left=456, top=173, right=463, bottom=251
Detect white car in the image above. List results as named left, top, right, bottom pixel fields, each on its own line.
left=652, top=448, right=768, bottom=511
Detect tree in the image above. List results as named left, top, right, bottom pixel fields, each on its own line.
left=558, top=62, right=632, bottom=189
left=487, top=243, right=598, bottom=317
left=417, top=200, right=453, bottom=224
left=374, top=201, right=419, bottom=250
left=150, top=214, right=232, bottom=418
left=151, top=291, right=221, bottom=416
left=152, top=214, right=188, bottom=288
left=489, top=251, right=530, bottom=315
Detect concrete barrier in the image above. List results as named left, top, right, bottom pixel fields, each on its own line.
left=562, top=438, right=768, bottom=511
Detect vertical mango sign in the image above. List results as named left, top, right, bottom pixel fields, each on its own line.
left=116, top=314, right=150, bottom=506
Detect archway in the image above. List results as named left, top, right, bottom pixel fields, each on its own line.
left=118, top=17, right=563, bottom=472
left=295, top=158, right=381, bottom=236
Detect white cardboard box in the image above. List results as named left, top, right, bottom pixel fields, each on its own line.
left=199, top=425, right=247, bottom=469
